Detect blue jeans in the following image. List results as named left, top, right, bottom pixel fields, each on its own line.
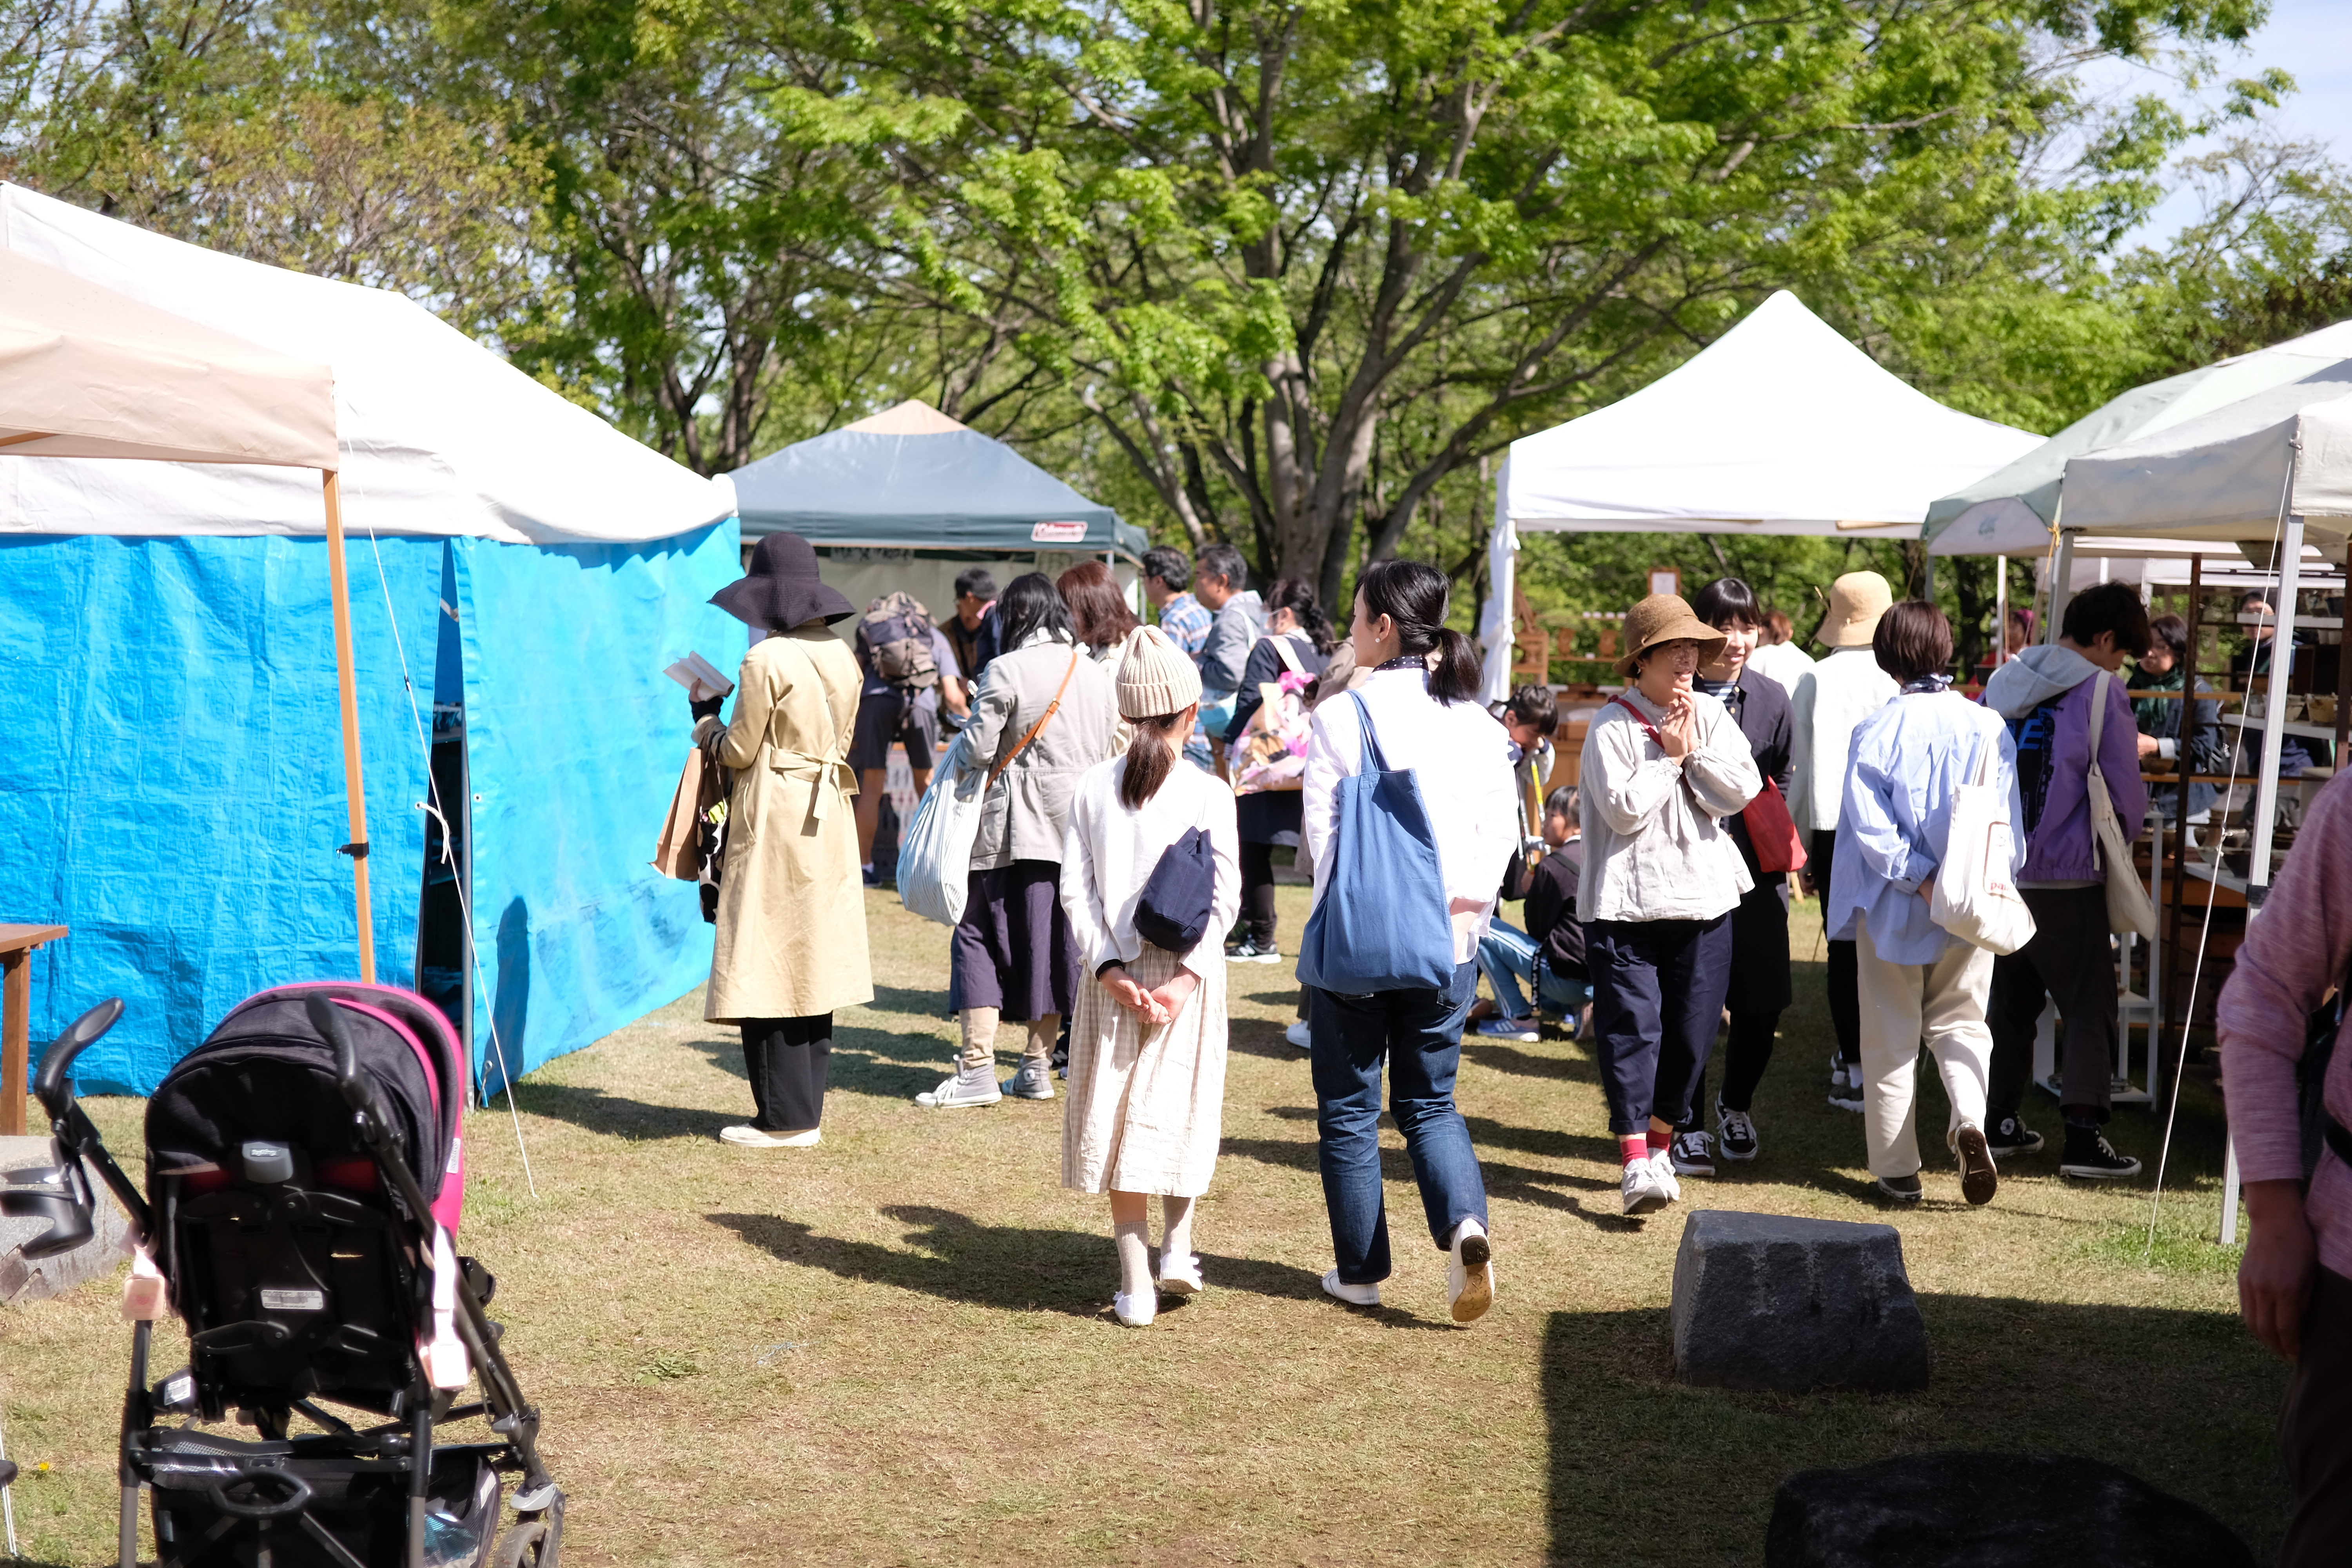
left=1308, top=962, right=1490, bottom=1285
left=1476, top=920, right=1592, bottom=1022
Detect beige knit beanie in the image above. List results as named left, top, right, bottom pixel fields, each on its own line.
left=1117, top=624, right=1203, bottom=719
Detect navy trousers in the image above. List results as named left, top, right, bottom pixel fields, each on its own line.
left=1309, top=961, right=1490, bottom=1285
left=1588, top=914, right=1734, bottom=1136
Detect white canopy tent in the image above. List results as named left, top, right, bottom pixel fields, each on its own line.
left=1478, top=290, right=2040, bottom=698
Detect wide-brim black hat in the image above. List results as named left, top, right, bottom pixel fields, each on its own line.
left=710, top=532, right=855, bottom=632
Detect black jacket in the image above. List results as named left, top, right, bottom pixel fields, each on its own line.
left=1697, top=670, right=1793, bottom=885
left=1504, top=840, right=1585, bottom=979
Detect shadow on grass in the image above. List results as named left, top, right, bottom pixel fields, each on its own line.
left=710, top=1204, right=1332, bottom=1315
left=1539, top=1295, right=2289, bottom=1567
left=508, top=1080, right=739, bottom=1142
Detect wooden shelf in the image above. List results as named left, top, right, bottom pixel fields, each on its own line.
left=2221, top=713, right=2344, bottom=743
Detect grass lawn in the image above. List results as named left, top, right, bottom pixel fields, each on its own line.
left=2, top=886, right=2290, bottom=1566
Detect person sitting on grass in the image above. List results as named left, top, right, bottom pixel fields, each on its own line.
left=1470, top=786, right=1589, bottom=1044
left=1058, top=626, right=1242, bottom=1328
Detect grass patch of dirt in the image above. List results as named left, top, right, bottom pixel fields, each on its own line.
left=1, top=888, right=2287, bottom=1565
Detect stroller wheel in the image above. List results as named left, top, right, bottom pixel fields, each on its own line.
left=494, top=1519, right=550, bottom=1568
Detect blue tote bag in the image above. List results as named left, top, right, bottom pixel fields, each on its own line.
left=1294, top=691, right=1457, bottom=994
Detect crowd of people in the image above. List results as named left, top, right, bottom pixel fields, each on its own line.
left=676, top=534, right=2296, bottom=1325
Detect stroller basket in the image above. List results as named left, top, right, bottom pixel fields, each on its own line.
left=2, top=986, right=564, bottom=1568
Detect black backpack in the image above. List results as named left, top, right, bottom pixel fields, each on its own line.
left=858, top=593, right=940, bottom=693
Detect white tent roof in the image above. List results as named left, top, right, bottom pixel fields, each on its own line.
left=1926, top=318, right=2352, bottom=556
left=2060, top=377, right=2352, bottom=546
left=1496, top=290, right=2041, bottom=539
left=0, top=249, right=338, bottom=470
left=0, top=181, right=733, bottom=543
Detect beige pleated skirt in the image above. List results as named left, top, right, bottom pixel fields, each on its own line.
left=1061, top=946, right=1228, bottom=1196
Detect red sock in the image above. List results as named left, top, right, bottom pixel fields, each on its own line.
left=1646, top=1127, right=1672, bottom=1153
left=1620, top=1134, right=1650, bottom=1166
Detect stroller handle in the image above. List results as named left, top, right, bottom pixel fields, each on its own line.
left=303, top=994, right=368, bottom=1109
left=30, top=997, right=123, bottom=1118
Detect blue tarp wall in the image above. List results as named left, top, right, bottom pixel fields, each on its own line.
left=0, top=520, right=743, bottom=1096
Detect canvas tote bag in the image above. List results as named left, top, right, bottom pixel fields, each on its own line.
left=1295, top=691, right=1457, bottom=993
left=2085, top=670, right=2159, bottom=939
left=1930, top=729, right=2036, bottom=955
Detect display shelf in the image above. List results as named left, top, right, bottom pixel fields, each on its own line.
left=2221, top=713, right=2344, bottom=743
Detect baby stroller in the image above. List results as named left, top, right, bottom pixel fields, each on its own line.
left=2, top=983, right=563, bottom=1568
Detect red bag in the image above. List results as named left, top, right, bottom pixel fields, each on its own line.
left=1610, top=697, right=1807, bottom=874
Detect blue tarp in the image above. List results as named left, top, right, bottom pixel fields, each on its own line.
left=730, top=427, right=1145, bottom=559
left=1, top=521, right=742, bottom=1096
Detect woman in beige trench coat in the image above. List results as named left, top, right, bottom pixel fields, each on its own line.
left=693, top=532, right=874, bottom=1148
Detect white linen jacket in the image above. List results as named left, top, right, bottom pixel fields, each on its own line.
left=1788, top=647, right=1898, bottom=837
left=1575, top=687, right=1760, bottom=925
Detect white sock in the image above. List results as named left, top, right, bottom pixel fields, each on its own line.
left=1113, top=1219, right=1152, bottom=1299
left=862, top=862, right=873, bottom=873
left=1160, top=1196, right=1196, bottom=1264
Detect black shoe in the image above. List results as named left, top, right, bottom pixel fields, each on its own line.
left=1955, top=1123, right=1998, bottom=1207
left=1986, top=1115, right=2043, bottom=1158
left=1875, top=1172, right=1923, bottom=1204
left=1225, top=935, right=1283, bottom=964
left=2059, top=1127, right=2142, bottom=1181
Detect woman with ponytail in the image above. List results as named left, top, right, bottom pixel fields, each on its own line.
left=1221, top=576, right=1336, bottom=963
left=1301, top=557, right=1517, bottom=1324
left=1059, top=626, right=1241, bottom=1326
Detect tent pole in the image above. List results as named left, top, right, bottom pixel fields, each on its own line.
left=322, top=469, right=376, bottom=984
left=1995, top=555, right=2007, bottom=668
left=2046, top=530, right=2077, bottom=643
left=2246, top=515, right=2303, bottom=906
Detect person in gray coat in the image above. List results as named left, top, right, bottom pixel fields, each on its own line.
left=919, top=573, right=1121, bottom=1109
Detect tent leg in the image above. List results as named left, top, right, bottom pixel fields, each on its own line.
left=322, top=470, right=375, bottom=984
left=2046, top=530, right=2077, bottom=642
left=2246, top=515, right=2303, bottom=907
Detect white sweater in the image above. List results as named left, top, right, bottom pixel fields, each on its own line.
left=1059, top=753, right=1242, bottom=973
left=1788, top=647, right=1899, bottom=836
left=1301, top=667, right=1520, bottom=962
left=1576, top=688, right=1760, bottom=924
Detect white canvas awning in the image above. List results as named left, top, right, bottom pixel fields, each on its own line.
left=1479, top=290, right=2040, bottom=695
left=2060, top=382, right=2352, bottom=545
left=0, top=181, right=733, bottom=543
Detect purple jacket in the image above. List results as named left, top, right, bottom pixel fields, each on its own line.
left=1981, top=646, right=2148, bottom=886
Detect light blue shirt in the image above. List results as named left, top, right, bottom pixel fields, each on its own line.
left=1827, top=690, right=2021, bottom=965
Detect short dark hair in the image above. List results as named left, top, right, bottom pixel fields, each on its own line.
left=1196, top=542, right=1247, bottom=592
left=994, top=571, right=1073, bottom=652
left=1504, top=684, right=1557, bottom=736
left=1543, top=785, right=1579, bottom=821
left=2062, top=581, right=2153, bottom=657
left=1690, top=577, right=1762, bottom=630
left=2147, top=611, right=2190, bottom=664
left=1871, top=600, right=1953, bottom=685
left=954, top=566, right=998, bottom=602
left=1141, top=546, right=1191, bottom=591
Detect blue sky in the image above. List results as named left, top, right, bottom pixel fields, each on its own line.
left=2079, top=0, right=2352, bottom=244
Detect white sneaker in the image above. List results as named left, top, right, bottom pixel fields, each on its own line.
left=1473, top=1017, right=1540, bottom=1042
left=1157, top=1251, right=1204, bottom=1296
left=1621, top=1158, right=1671, bottom=1217
left=915, top=1064, right=1002, bottom=1109
left=1320, top=1268, right=1381, bottom=1307
left=1446, top=1220, right=1494, bottom=1325
left=719, top=1125, right=820, bottom=1148
left=1113, top=1290, right=1156, bottom=1327
left=1285, top=1020, right=1312, bottom=1052
left=1648, top=1146, right=1683, bottom=1203
left=1669, top=1130, right=1715, bottom=1177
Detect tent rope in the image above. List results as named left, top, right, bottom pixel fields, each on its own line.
left=2144, top=466, right=2294, bottom=1254
left=359, top=521, right=540, bottom=1200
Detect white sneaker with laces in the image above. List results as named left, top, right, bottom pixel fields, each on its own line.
left=1157, top=1251, right=1204, bottom=1296
left=1285, top=1020, right=1312, bottom=1052
left=1621, top=1158, right=1671, bottom=1217
left=1648, top=1145, right=1683, bottom=1203
left=1669, top=1129, right=1715, bottom=1177
left=1320, top=1268, right=1381, bottom=1307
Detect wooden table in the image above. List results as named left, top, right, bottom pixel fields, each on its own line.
left=1, top=924, right=68, bottom=1136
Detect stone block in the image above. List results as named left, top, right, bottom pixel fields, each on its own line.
left=0, top=1133, right=127, bottom=1305
left=1766, top=1452, right=2256, bottom=1568
left=1670, top=1209, right=1928, bottom=1392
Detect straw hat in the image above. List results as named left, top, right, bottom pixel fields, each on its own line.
left=1816, top=571, right=1893, bottom=649
left=1615, top=593, right=1726, bottom=677
left=1117, top=624, right=1203, bottom=719
left=709, top=532, right=855, bottom=632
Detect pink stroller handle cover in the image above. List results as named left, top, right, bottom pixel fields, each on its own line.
left=239, top=981, right=469, bottom=1238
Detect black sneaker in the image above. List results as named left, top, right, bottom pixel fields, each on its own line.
left=1875, top=1172, right=1923, bottom=1204
left=1225, top=935, right=1283, bottom=964
left=1986, top=1115, right=2043, bottom=1158
left=2059, top=1127, right=2142, bottom=1181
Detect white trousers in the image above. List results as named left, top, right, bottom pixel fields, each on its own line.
left=1855, top=922, right=1994, bottom=1179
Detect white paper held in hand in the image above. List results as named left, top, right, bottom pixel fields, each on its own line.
left=663, top=652, right=735, bottom=704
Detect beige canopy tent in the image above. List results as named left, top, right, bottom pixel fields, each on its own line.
left=0, top=248, right=379, bottom=980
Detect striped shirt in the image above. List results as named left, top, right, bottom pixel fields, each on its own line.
left=1156, top=592, right=1211, bottom=659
